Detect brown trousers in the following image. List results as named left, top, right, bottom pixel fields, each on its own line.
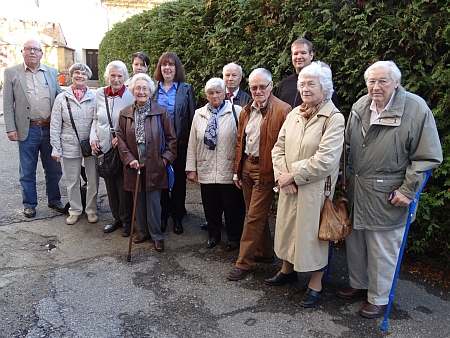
left=235, top=159, right=275, bottom=270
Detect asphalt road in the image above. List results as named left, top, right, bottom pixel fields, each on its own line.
left=0, top=89, right=449, bottom=338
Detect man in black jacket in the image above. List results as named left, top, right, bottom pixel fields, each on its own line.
left=223, top=62, right=252, bottom=107
left=275, top=38, right=314, bottom=108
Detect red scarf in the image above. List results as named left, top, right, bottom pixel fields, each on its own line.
left=72, top=86, right=87, bottom=101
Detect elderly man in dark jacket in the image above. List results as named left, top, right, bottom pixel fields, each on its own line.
left=337, top=61, right=442, bottom=319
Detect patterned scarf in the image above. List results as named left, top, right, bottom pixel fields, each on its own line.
left=135, top=100, right=151, bottom=144
left=72, top=86, right=87, bottom=101
left=299, top=100, right=327, bottom=124
left=204, top=102, right=225, bottom=150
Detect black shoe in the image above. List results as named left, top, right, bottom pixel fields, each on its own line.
left=48, top=202, right=66, bottom=213
left=161, top=219, right=168, bottom=233
left=122, top=224, right=130, bottom=237
left=264, top=270, right=298, bottom=286
left=173, top=219, right=184, bottom=234
left=206, top=238, right=220, bottom=248
left=104, top=219, right=122, bottom=233
left=300, top=288, right=322, bottom=308
left=226, top=241, right=240, bottom=251
left=23, top=207, right=36, bottom=218
left=200, top=221, right=208, bottom=230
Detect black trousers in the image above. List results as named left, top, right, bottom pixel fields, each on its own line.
left=200, top=183, right=246, bottom=243
left=103, top=169, right=133, bottom=224
left=161, top=143, right=187, bottom=221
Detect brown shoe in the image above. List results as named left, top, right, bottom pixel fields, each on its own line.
left=154, top=239, right=164, bottom=252
left=226, top=267, right=252, bottom=281
left=134, top=235, right=150, bottom=244
left=336, top=286, right=368, bottom=300
left=359, top=302, right=387, bottom=319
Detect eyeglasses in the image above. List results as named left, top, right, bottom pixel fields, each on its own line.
left=249, top=83, right=271, bottom=92
left=134, top=86, right=150, bottom=93
left=298, top=82, right=319, bottom=90
left=366, top=79, right=391, bottom=87
left=162, top=62, right=175, bottom=67
left=23, top=47, right=42, bottom=53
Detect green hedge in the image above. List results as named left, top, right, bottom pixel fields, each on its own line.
left=99, top=0, right=450, bottom=266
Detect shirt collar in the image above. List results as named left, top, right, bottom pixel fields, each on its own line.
left=226, top=88, right=240, bottom=98
left=251, top=99, right=268, bottom=110
left=106, top=85, right=126, bottom=98
left=24, top=62, right=46, bottom=72
left=158, top=81, right=178, bottom=90
left=370, top=88, right=397, bottom=115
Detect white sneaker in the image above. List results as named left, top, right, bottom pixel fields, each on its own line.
left=87, top=213, right=98, bottom=223
left=66, top=215, right=79, bottom=225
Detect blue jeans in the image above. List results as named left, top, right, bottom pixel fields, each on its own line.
left=18, top=125, right=62, bottom=207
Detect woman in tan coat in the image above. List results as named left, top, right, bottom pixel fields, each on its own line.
left=266, top=62, right=345, bottom=308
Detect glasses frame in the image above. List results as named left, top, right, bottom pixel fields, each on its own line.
left=249, top=83, right=271, bottom=92
left=23, top=47, right=43, bottom=53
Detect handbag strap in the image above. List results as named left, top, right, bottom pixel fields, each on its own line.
left=322, top=111, right=346, bottom=195
left=65, top=97, right=82, bottom=143
left=231, top=103, right=238, bottom=129
left=103, top=88, right=116, bottom=138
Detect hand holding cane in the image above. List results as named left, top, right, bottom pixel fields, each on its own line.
left=127, top=163, right=145, bottom=262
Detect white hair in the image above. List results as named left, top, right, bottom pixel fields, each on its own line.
left=222, top=62, right=243, bottom=76
left=298, top=61, right=334, bottom=100
left=128, top=73, right=156, bottom=96
left=205, top=77, right=225, bottom=92
left=249, top=68, right=272, bottom=82
left=364, top=60, right=402, bottom=83
left=104, top=60, right=129, bottom=83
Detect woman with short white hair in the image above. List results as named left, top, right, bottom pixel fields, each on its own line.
left=267, top=61, right=345, bottom=308
left=186, top=78, right=246, bottom=250
left=116, top=73, right=177, bottom=252
left=90, top=60, right=135, bottom=236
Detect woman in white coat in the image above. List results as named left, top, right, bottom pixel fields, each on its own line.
left=90, top=61, right=135, bottom=236
left=50, top=63, right=99, bottom=225
left=186, top=78, right=245, bottom=250
left=266, top=62, right=345, bottom=308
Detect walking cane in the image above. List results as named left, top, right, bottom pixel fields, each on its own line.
left=127, top=164, right=145, bottom=262
left=380, top=169, right=432, bottom=331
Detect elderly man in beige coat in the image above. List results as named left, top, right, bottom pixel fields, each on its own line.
left=186, top=78, right=246, bottom=250
left=3, top=38, right=64, bottom=218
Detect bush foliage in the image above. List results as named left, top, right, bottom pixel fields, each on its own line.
left=99, top=0, right=450, bottom=266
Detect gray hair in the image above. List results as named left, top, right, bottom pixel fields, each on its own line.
left=205, top=77, right=225, bottom=92
left=249, top=68, right=272, bottom=82
left=298, top=61, right=334, bottom=100
left=103, top=60, right=129, bottom=83
left=69, top=63, right=92, bottom=79
left=364, top=61, right=402, bottom=83
left=128, top=73, right=156, bottom=96
left=222, top=62, right=243, bottom=76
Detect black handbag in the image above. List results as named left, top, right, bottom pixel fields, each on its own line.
left=65, top=97, right=92, bottom=157
left=96, top=147, right=121, bottom=178
left=95, top=89, right=121, bottom=178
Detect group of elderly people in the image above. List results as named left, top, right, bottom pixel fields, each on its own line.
left=47, top=42, right=442, bottom=317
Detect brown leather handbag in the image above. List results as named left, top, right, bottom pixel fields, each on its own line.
left=318, top=137, right=351, bottom=242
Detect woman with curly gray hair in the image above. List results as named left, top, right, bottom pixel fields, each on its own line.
left=265, top=61, right=345, bottom=308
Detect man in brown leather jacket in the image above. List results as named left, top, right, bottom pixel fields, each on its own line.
left=227, top=68, right=292, bottom=281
